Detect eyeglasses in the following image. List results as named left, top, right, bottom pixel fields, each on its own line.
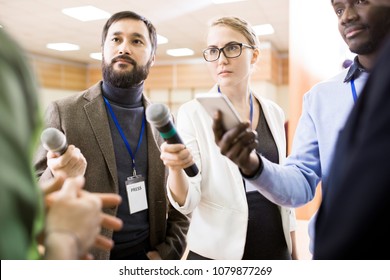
left=203, top=42, right=255, bottom=62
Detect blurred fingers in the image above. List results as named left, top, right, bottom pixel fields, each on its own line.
left=95, top=193, right=122, bottom=208
left=40, top=176, right=65, bottom=196
left=80, top=253, right=94, bottom=260
left=45, top=177, right=85, bottom=207
left=93, top=235, right=114, bottom=251
left=101, top=213, right=123, bottom=231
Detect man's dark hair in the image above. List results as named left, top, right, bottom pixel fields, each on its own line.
left=101, top=11, right=157, bottom=56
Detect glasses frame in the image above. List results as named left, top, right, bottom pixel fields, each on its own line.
left=203, top=42, right=255, bottom=62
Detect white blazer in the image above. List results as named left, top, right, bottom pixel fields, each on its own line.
left=167, top=89, right=296, bottom=260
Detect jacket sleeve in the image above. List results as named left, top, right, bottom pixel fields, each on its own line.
left=251, top=93, right=319, bottom=207
left=155, top=201, right=190, bottom=259
left=33, top=102, right=62, bottom=183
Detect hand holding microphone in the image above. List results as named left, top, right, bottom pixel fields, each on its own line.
left=41, top=127, right=87, bottom=178
left=146, top=103, right=199, bottom=177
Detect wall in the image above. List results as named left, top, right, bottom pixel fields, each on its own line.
left=289, top=0, right=353, bottom=220
left=30, top=42, right=290, bottom=118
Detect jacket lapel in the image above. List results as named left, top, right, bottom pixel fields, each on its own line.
left=84, top=82, right=118, bottom=192
left=143, top=98, right=167, bottom=222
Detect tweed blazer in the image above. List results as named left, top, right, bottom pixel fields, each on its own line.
left=34, top=81, right=189, bottom=260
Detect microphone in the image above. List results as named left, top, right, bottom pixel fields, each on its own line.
left=146, top=103, right=199, bottom=177
left=40, top=127, right=68, bottom=155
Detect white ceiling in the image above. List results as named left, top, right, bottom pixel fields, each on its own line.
left=0, top=0, right=289, bottom=65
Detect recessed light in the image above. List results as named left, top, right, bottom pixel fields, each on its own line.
left=46, top=43, right=80, bottom=51
left=90, top=52, right=102, bottom=60
left=212, top=0, right=247, bottom=4
left=62, top=6, right=110, bottom=22
left=253, top=24, right=275, bottom=36
left=166, top=48, right=194, bottom=57
left=157, top=34, right=168, bottom=45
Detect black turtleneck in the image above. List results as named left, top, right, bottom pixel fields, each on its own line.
left=102, top=81, right=143, bottom=107
left=102, top=81, right=150, bottom=258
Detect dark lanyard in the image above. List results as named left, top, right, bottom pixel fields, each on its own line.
left=350, top=78, right=358, bottom=104
left=217, top=86, right=253, bottom=127
left=103, top=96, right=146, bottom=176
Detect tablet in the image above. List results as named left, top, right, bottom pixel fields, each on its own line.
left=195, top=93, right=242, bottom=130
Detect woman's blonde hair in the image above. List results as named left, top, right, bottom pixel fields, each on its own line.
left=210, top=16, right=260, bottom=48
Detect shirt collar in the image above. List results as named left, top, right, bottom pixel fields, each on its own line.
left=344, top=56, right=367, bottom=83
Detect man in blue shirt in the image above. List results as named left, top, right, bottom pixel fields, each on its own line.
left=314, top=0, right=390, bottom=259
left=212, top=0, right=390, bottom=256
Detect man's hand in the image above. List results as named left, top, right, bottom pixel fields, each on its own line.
left=41, top=177, right=123, bottom=259
left=47, top=144, right=87, bottom=178
left=212, top=110, right=260, bottom=176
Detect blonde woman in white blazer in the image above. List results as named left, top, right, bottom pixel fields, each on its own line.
left=160, top=16, right=296, bottom=260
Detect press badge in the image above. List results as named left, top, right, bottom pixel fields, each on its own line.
left=125, top=175, right=148, bottom=214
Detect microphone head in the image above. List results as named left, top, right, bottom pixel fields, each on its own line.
left=41, top=127, right=67, bottom=153
left=145, top=103, right=171, bottom=128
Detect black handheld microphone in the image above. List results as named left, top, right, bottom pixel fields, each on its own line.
left=145, top=103, right=199, bottom=177
left=40, top=127, right=68, bottom=155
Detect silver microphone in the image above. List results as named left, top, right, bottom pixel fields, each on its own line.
left=40, top=127, right=68, bottom=155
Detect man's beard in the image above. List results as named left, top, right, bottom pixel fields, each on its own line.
left=349, top=41, right=375, bottom=56
left=102, top=55, right=152, bottom=88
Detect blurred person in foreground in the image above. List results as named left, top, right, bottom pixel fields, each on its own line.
left=314, top=0, right=390, bottom=259
left=33, top=11, right=189, bottom=260
left=0, top=27, right=122, bottom=260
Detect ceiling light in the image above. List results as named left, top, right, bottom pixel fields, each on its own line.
left=90, top=52, right=102, bottom=60
left=46, top=43, right=80, bottom=51
left=166, top=48, right=194, bottom=57
left=157, top=34, right=168, bottom=45
left=62, top=6, right=110, bottom=22
left=253, top=24, right=275, bottom=36
left=212, top=0, right=247, bottom=4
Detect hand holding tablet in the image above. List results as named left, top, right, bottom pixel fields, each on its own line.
left=196, top=93, right=242, bottom=130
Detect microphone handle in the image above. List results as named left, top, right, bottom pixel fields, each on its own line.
left=161, top=130, right=199, bottom=177
left=55, top=143, right=69, bottom=156
left=184, top=164, right=199, bottom=177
